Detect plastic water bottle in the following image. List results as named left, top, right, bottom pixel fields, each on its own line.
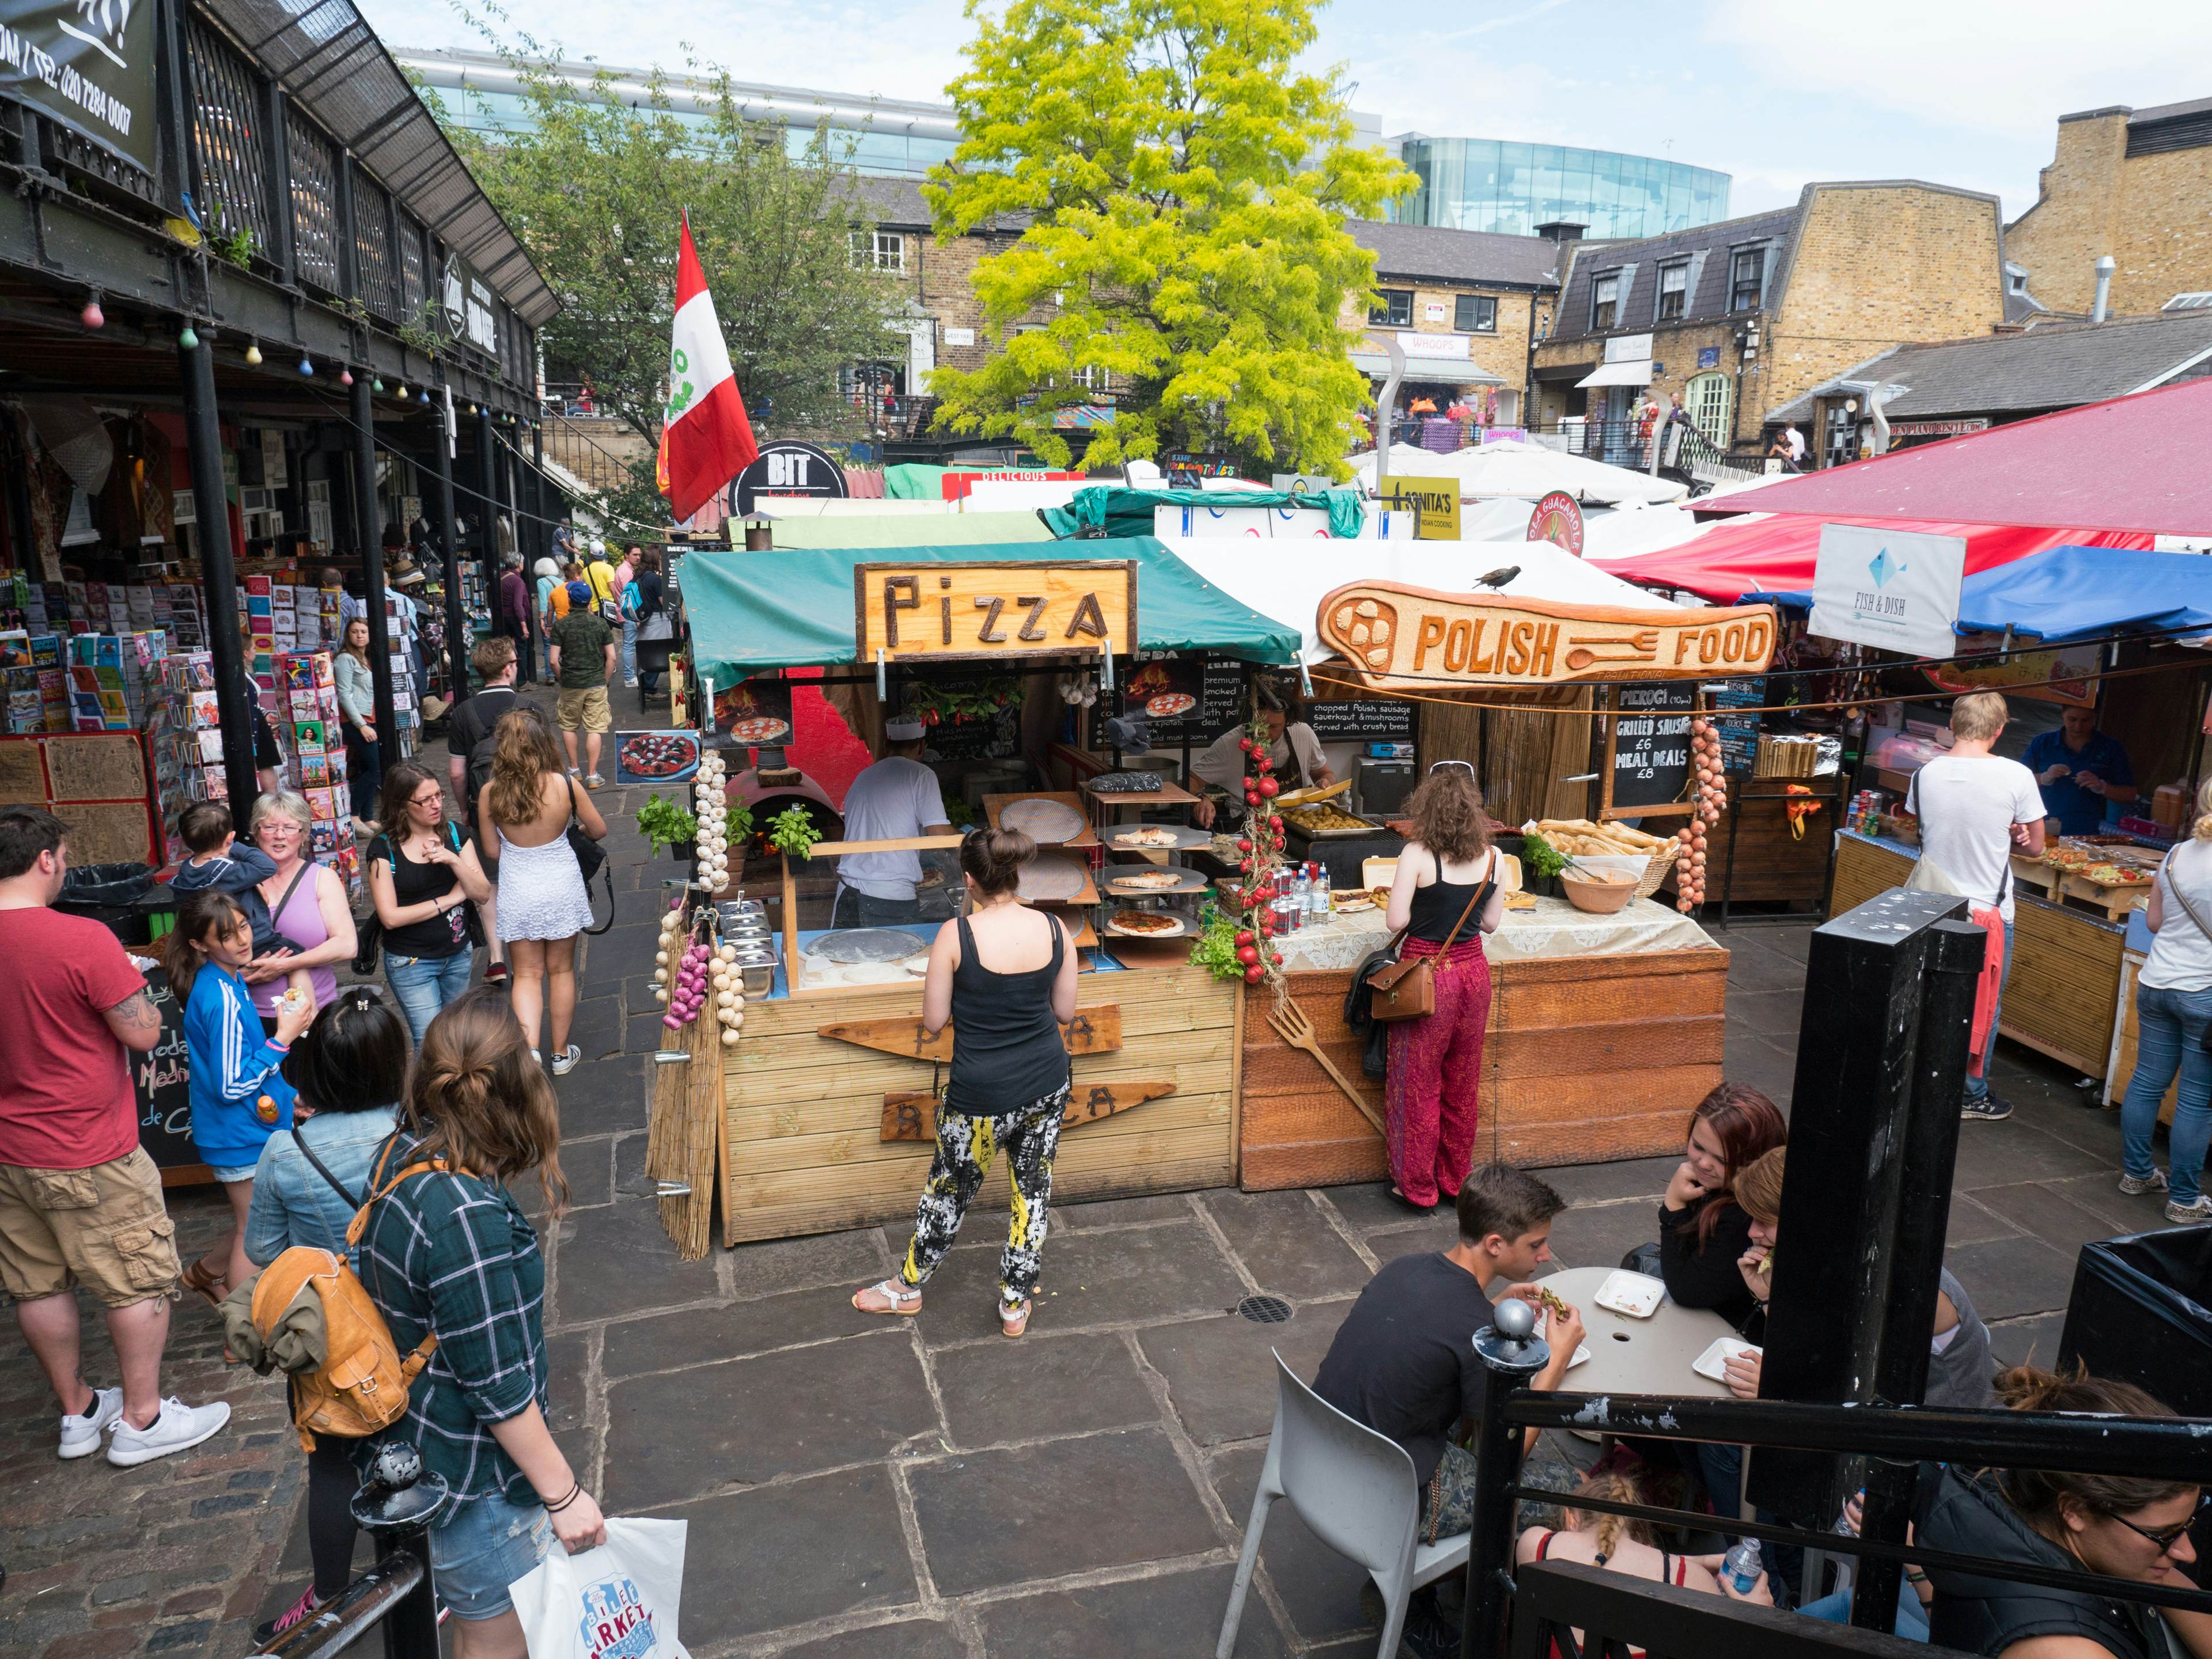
left=1722, top=1539, right=1763, bottom=1594
left=1310, top=863, right=1331, bottom=919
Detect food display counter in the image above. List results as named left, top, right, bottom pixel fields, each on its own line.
left=1830, top=828, right=2126, bottom=1078
left=1238, top=895, right=1729, bottom=1190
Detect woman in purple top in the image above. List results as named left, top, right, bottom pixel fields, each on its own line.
left=238, top=792, right=357, bottom=1014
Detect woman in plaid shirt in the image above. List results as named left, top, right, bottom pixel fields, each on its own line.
left=357, top=987, right=605, bottom=1650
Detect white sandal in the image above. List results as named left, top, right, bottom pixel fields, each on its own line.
left=999, top=1297, right=1031, bottom=1338
left=853, top=1278, right=922, bottom=1316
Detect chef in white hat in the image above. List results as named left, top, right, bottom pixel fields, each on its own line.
left=832, top=717, right=953, bottom=927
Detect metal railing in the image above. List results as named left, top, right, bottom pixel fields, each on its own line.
left=542, top=414, right=652, bottom=497
left=258, top=1446, right=446, bottom=1659
left=1455, top=1332, right=2212, bottom=1658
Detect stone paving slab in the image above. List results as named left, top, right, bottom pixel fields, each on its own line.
left=976, top=1562, right=1293, bottom=1657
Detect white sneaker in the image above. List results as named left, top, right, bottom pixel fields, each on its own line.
left=106, top=1396, right=232, bottom=1467
left=623, top=679, right=638, bottom=688
left=551, top=1044, right=582, bottom=1075
left=58, top=1386, right=123, bottom=1459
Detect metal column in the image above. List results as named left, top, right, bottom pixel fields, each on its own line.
left=475, top=405, right=497, bottom=566
left=430, top=418, right=465, bottom=705
left=351, top=376, right=397, bottom=755
left=180, top=338, right=262, bottom=809
left=531, top=419, right=547, bottom=570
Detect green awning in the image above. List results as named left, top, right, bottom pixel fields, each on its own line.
left=1041, top=486, right=1365, bottom=541
left=766, top=512, right=1052, bottom=548
left=881, top=463, right=948, bottom=499
left=683, top=536, right=1302, bottom=685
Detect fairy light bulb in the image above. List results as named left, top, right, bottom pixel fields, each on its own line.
left=177, top=324, right=199, bottom=350
left=80, top=295, right=104, bottom=329
left=244, top=339, right=263, bottom=366
left=298, top=355, right=315, bottom=376
left=339, top=367, right=354, bottom=387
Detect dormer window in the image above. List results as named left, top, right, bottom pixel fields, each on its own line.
left=1657, top=261, right=1688, bottom=321
left=1730, top=247, right=1766, bottom=312
left=1591, top=271, right=1621, bottom=331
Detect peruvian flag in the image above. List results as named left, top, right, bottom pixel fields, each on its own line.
left=658, top=214, right=759, bottom=520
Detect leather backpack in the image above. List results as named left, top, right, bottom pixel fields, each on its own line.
left=248, top=1135, right=471, bottom=1452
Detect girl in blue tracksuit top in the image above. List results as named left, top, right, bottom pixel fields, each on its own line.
left=165, top=889, right=316, bottom=1302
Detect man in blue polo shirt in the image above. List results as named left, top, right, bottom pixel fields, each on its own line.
left=2022, top=705, right=2136, bottom=836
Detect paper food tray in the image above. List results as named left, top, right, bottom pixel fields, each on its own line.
left=1593, top=1269, right=1665, bottom=1319
left=1692, top=1336, right=1760, bottom=1383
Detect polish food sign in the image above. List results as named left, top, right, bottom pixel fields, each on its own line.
left=1316, top=581, right=1777, bottom=689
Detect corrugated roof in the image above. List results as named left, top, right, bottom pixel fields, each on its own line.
left=1347, top=220, right=1559, bottom=288
left=200, top=0, right=555, bottom=327
left=1766, top=309, right=2212, bottom=423
left=1548, top=204, right=1799, bottom=344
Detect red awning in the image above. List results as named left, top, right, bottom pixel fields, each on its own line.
left=1695, top=378, right=2212, bottom=535
left=1609, top=515, right=2155, bottom=605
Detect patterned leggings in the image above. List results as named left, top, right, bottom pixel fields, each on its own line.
left=898, top=1081, right=1070, bottom=1309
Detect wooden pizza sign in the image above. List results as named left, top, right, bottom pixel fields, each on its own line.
left=854, top=560, right=1137, bottom=663
left=1316, top=580, right=1777, bottom=689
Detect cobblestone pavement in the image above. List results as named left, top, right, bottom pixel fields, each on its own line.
left=0, top=682, right=2158, bottom=1655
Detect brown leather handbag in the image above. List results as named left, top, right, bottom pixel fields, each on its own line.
left=1366, top=876, right=1489, bottom=1021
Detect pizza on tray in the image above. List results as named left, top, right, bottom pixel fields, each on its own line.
left=1108, top=910, right=1183, bottom=936
left=1113, top=826, right=1178, bottom=848
left=1110, top=870, right=1184, bottom=891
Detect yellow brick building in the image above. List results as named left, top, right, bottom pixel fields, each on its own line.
left=2006, top=99, right=2212, bottom=317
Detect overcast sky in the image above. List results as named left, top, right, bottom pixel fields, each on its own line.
left=363, top=0, right=2212, bottom=222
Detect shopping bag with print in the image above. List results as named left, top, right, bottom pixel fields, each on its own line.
left=511, top=1516, right=691, bottom=1659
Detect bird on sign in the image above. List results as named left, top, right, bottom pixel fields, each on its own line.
left=1476, top=566, right=1521, bottom=590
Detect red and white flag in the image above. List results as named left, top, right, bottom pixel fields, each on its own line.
left=658, top=213, right=759, bottom=521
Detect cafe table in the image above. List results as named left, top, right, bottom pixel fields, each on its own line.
left=1533, top=1265, right=1740, bottom=1438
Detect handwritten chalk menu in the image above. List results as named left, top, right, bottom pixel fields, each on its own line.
left=1707, top=679, right=1763, bottom=775
left=133, top=967, right=201, bottom=1173
left=1603, top=683, right=1697, bottom=818
left=1306, top=699, right=1414, bottom=742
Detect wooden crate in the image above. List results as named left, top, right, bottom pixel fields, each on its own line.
left=1828, top=835, right=1915, bottom=915
left=1240, top=949, right=1728, bottom=1191
left=720, top=963, right=1238, bottom=1245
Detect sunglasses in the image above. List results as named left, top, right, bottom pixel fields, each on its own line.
left=1429, top=760, right=1476, bottom=775
left=2109, top=1491, right=2210, bottom=1554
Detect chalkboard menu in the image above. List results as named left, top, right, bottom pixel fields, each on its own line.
left=901, top=671, right=1022, bottom=762
left=1306, top=699, right=1414, bottom=742
left=1707, top=679, right=1763, bottom=775
left=1603, top=683, right=1697, bottom=819
left=132, top=967, right=200, bottom=1172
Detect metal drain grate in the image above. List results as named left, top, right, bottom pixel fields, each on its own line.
left=1236, top=1294, right=1294, bottom=1324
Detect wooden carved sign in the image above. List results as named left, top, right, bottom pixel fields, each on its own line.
left=1316, top=580, right=1778, bottom=689
left=854, top=560, right=1137, bottom=664
left=819, top=1007, right=1122, bottom=1064
left=881, top=1081, right=1178, bottom=1143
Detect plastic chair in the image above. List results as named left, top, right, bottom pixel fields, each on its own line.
left=1216, top=1352, right=1472, bottom=1659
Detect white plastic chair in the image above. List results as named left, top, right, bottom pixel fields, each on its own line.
left=1216, top=1352, right=1472, bottom=1658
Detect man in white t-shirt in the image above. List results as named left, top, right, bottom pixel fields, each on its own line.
left=833, top=719, right=952, bottom=927
left=1901, top=691, right=2046, bottom=1122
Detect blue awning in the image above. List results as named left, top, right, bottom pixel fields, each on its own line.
left=1955, top=546, right=2212, bottom=642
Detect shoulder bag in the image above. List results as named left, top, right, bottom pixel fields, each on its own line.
left=1364, top=856, right=1492, bottom=1022
left=563, top=775, right=607, bottom=884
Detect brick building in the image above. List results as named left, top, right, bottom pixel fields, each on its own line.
left=2006, top=98, right=2212, bottom=317
left=1531, top=182, right=2008, bottom=464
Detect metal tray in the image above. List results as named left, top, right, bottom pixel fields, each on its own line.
left=1102, top=823, right=1213, bottom=853
left=1099, top=865, right=1210, bottom=895
left=811, top=928, right=928, bottom=964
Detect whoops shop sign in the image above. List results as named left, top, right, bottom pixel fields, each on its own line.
left=0, top=0, right=157, bottom=175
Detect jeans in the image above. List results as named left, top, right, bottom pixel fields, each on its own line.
left=346, top=729, right=381, bottom=821
left=621, top=618, right=638, bottom=684
left=1800, top=1582, right=1930, bottom=1642
left=2123, top=983, right=2212, bottom=1204
left=505, top=621, right=535, bottom=684
left=1964, top=920, right=2016, bottom=1103
left=384, top=950, right=474, bottom=1043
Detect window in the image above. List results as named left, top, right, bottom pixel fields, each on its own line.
left=1074, top=365, right=1111, bottom=391
left=851, top=230, right=907, bottom=272
left=1454, top=293, right=1498, bottom=332
left=1657, top=261, right=1689, bottom=321
left=1685, top=372, right=1733, bottom=448
left=1590, top=271, right=1620, bottom=331
left=2165, top=291, right=2212, bottom=311
left=1369, top=289, right=1414, bottom=327
left=1730, top=247, right=1766, bottom=312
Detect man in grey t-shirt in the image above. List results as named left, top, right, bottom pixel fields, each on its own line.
left=833, top=719, right=951, bottom=927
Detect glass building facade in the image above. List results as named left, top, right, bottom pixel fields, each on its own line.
left=1391, top=137, right=1730, bottom=238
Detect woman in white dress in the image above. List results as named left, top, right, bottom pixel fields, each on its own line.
left=476, top=709, right=605, bottom=1073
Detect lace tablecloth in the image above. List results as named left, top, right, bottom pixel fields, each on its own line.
left=1277, top=895, right=1719, bottom=973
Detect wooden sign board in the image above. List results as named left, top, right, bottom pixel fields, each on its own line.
left=854, top=560, right=1137, bottom=664
left=881, top=1080, right=1176, bottom=1142
left=819, top=1006, right=1123, bottom=1064
left=1317, top=581, right=1777, bottom=690
left=1376, top=476, right=1461, bottom=540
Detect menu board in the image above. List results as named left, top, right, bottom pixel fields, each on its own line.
left=901, top=671, right=1021, bottom=761
left=132, top=968, right=200, bottom=1173
left=713, top=679, right=795, bottom=749
left=1707, top=679, right=1763, bottom=775
left=1306, top=699, right=1414, bottom=742
left=1124, top=653, right=1243, bottom=741
left=1603, top=683, right=1697, bottom=818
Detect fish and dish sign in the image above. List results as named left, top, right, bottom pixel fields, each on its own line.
left=1316, top=580, right=1778, bottom=688
left=854, top=560, right=1137, bottom=664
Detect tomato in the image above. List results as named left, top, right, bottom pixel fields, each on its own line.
left=1244, top=964, right=1264, bottom=983
left=1234, top=930, right=1255, bottom=948
left=1236, top=838, right=1252, bottom=853
left=1257, top=777, right=1279, bottom=798
left=1236, top=945, right=1259, bottom=965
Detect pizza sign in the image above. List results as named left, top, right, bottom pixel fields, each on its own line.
left=855, top=560, right=1137, bottom=664
left=1316, top=580, right=1778, bottom=688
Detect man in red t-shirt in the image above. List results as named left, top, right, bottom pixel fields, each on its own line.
left=0, top=807, right=231, bottom=1467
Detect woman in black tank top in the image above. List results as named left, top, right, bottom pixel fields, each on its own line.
left=1380, top=763, right=1506, bottom=1212
left=851, top=827, right=1077, bottom=1338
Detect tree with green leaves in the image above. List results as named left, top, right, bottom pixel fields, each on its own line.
left=437, top=37, right=904, bottom=522
left=922, top=0, right=1410, bottom=475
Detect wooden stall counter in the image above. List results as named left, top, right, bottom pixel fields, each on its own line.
left=1239, top=897, right=1728, bottom=1191
left=720, top=957, right=1240, bottom=1245
left=1830, top=829, right=2124, bottom=1078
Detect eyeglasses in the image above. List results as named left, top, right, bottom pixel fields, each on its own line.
left=2108, top=1492, right=2210, bottom=1554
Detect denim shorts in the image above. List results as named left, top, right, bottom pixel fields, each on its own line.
left=207, top=1162, right=259, bottom=1185
left=430, top=1494, right=554, bottom=1622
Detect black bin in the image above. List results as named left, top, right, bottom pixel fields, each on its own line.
left=2058, top=1226, right=2212, bottom=1415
